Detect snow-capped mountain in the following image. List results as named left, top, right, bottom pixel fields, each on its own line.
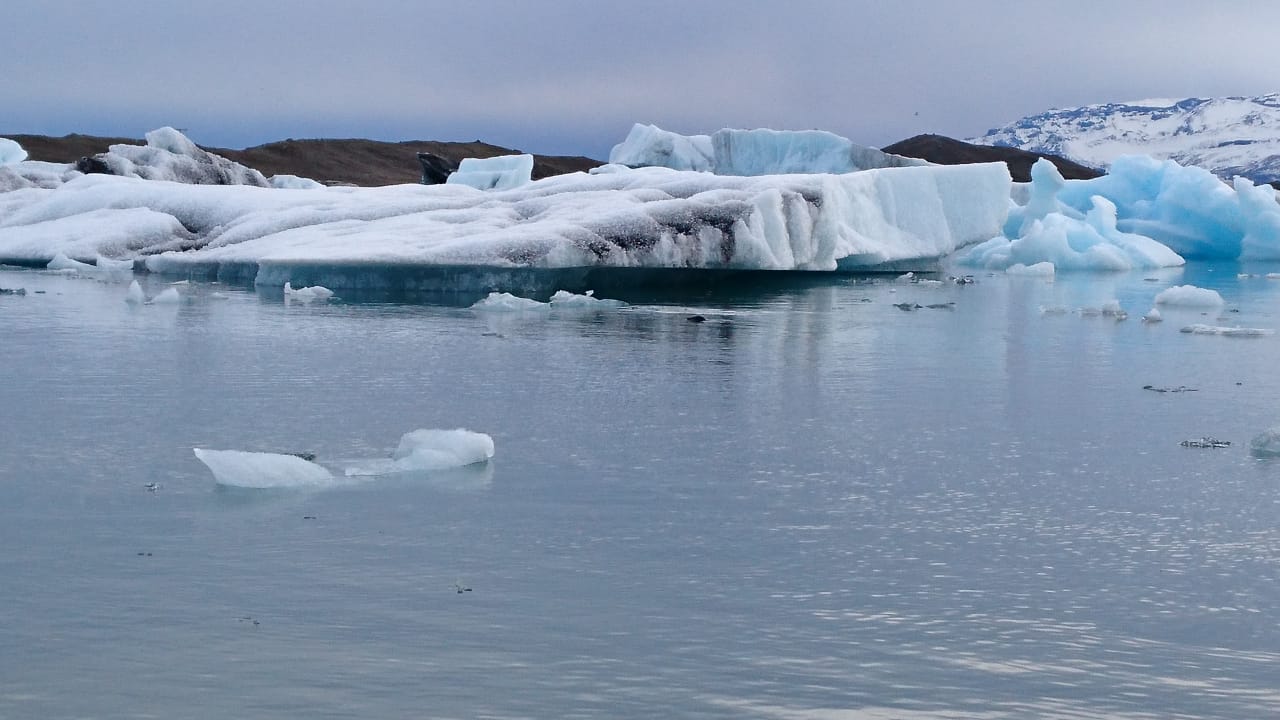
left=970, top=94, right=1280, bottom=184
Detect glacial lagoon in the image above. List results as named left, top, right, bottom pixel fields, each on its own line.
left=1, top=263, right=1278, bottom=719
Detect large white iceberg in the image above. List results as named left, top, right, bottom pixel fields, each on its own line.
left=446, top=154, right=534, bottom=191
left=0, top=160, right=1012, bottom=284
left=609, top=124, right=928, bottom=176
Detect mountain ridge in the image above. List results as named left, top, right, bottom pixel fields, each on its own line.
left=970, top=93, right=1280, bottom=185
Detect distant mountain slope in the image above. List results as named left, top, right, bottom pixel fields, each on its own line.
left=969, top=94, right=1280, bottom=185
left=882, top=134, right=1101, bottom=182
left=4, top=133, right=602, bottom=186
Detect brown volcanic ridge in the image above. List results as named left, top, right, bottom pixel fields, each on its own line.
left=8, top=132, right=1098, bottom=186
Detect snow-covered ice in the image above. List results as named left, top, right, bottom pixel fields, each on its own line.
left=1154, top=285, right=1224, bottom=307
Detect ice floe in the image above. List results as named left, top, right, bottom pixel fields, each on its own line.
left=194, top=428, right=495, bottom=488
left=1154, top=285, right=1224, bottom=307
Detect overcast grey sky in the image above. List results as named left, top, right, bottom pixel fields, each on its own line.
left=5, top=1, right=1279, bottom=159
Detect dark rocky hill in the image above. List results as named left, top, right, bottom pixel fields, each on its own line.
left=883, top=134, right=1102, bottom=182
left=6, top=133, right=602, bottom=186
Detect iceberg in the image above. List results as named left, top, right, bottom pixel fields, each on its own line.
left=446, top=154, right=534, bottom=191
left=1055, top=155, right=1280, bottom=260
left=959, top=159, right=1187, bottom=271
left=90, top=127, right=271, bottom=187
left=194, top=448, right=335, bottom=488
left=0, top=138, right=27, bottom=165
left=0, top=158, right=1012, bottom=287
left=609, top=124, right=928, bottom=175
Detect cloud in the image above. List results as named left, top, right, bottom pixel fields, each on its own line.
left=7, top=1, right=1280, bottom=158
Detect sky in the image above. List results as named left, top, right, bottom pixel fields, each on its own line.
left=5, top=1, right=1280, bottom=160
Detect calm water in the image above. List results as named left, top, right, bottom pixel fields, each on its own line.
left=1, top=264, right=1278, bottom=719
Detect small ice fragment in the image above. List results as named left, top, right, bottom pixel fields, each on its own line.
left=1039, top=305, right=1069, bottom=315
left=283, top=282, right=334, bottom=302
left=125, top=280, right=146, bottom=305
left=548, top=290, right=627, bottom=308
left=1179, top=324, right=1273, bottom=336
left=470, top=291, right=548, bottom=311
left=150, top=287, right=181, bottom=304
left=47, top=252, right=94, bottom=272
left=1142, top=307, right=1162, bottom=323
left=1154, top=285, right=1224, bottom=307
left=1250, top=428, right=1280, bottom=457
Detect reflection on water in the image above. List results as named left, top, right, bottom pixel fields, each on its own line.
left=1, top=263, right=1279, bottom=719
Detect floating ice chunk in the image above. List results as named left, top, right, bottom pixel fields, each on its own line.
left=391, top=428, right=494, bottom=470
left=1007, top=261, right=1055, bottom=276
left=95, top=256, right=134, bottom=272
left=1101, top=300, right=1127, bottom=319
left=125, top=280, right=146, bottom=305
left=1142, top=307, right=1163, bottom=323
left=0, top=138, right=27, bottom=165
left=1154, top=285, right=1224, bottom=306
left=194, top=448, right=335, bottom=488
left=47, top=252, right=95, bottom=272
left=446, top=154, right=534, bottom=191
left=283, top=282, right=334, bottom=302
left=470, top=291, right=549, bottom=311
left=1039, top=304, right=1070, bottom=315
left=1249, top=428, right=1280, bottom=458
left=1179, top=324, right=1273, bottom=336
left=150, top=287, right=181, bottom=304
left=548, top=289, right=627, bottom=308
